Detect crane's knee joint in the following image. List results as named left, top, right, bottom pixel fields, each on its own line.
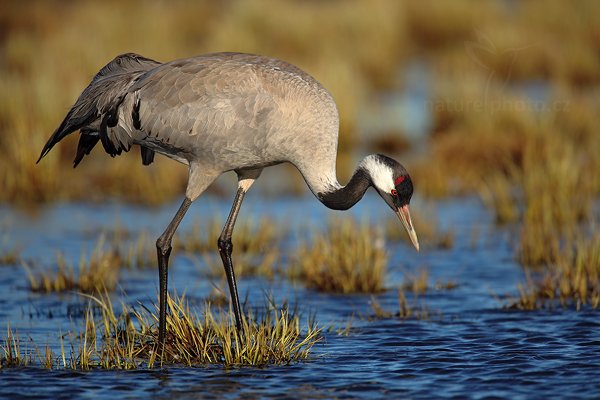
left=217, top=237, right=233, bottom=254
left=156, top=236, right=172, bottom=257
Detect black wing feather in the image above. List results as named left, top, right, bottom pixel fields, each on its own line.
left=73, top=134, right=100, bottom=168
left=37, top=53, right=161, bottom=164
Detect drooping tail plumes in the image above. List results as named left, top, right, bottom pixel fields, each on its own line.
left=37, top=53, right=161, bottom=167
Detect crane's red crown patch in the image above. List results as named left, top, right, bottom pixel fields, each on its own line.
left=394, top=175, right=406, bottom=186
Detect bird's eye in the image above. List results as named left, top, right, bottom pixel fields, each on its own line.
left=391, top=189, right=398, bottom=196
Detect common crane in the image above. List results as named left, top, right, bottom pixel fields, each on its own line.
left=38, top=52, right=419, bottom=344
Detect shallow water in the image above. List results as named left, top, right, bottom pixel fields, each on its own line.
left=1, top=193, right=599, bottom=399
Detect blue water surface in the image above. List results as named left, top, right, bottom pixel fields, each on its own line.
left=0, top=193, right=598, bottom=399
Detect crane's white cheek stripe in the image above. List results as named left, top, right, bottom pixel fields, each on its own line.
left=370, top=166, right=394, bottom=192
left=359, top=155, right=395, bottom=192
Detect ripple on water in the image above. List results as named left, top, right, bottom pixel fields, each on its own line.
left=1, top=198, right=600, bottom=399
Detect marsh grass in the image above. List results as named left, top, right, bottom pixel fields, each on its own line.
left=121, top=231, right=155, bottom=269
left=0, top=245, right=20, bottom=266
left=2, top=293, right=322, bottom=369
left=401, top=269, right=430, bottom=295
left=399, top=268, right=458, bottom=296
left=423, top=76, right=599, bottom=311
left=149, top=295, right=320, bottom=367
left=177, top=217, right=280, bottom=255
left=176, top=216, right=282, bottom=279
left=75, top=225, right=156, bottom=269
left=496, top=109, right=599, bottom=310
left=4, top=2, right=598, bottom=204
left=517, top=134, right=593, bottom=266
left=0, top=327, right=32, bottom=368
left=508, top=231, right=600, bottom=310
left=479, top=172, right=520, bottom=225
left=418, top=83, right=599, bottom=204
left=370, top=289, right=430, bottom=320
left=25, top=238, right=120, bottom=293
left=0, top=0, right=410, bottom=204
left=197, top=248, right=280, bottom=280
left=291, top=219, right=387, bottom=294
left=0, top=326, right=56, bottom=369
left=334, top=316, right=355, bottom=337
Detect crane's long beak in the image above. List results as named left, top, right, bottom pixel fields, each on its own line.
left=396, top=205, right=419, bottom=251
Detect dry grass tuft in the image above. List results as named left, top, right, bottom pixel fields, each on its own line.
left=517, top=133, right=592, bottom=267
left=2, top=293, right=322, bottom=369
left=145, top=295, right=321, bottom=367
left=1, top=327, right=33, bottom=368
left=25, top=238, right=120, bottom=293
left=0, top=326, right=56, bottom=369
left=291, top=219, right=387, bottom=294
left=508, top=231, right=600, bottom=310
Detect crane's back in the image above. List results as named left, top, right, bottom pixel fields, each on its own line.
left=39, top=53, right=342, bottom=194
left=113, top=53, right=340, bottom=175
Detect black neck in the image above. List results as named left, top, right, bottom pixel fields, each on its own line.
left=317, top=167, right=372, bottom=210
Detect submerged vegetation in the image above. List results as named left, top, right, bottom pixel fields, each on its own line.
left=370, top=289, right=430, bottom=321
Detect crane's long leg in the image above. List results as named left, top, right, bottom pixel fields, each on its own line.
left=218, top=187, right=247, bottom=332
left=156, top=197, right=192, bottom=344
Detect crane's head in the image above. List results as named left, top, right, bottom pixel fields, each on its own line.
left=362, top=154, right=419, bottom=251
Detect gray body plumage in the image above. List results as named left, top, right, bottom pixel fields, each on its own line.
left=40, top=52, right=341, bottom=199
